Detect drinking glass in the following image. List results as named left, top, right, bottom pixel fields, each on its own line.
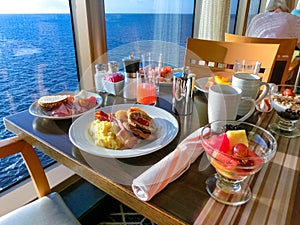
left=138, top=52, right=162, bottom=105
left=137, top=73, right=157, bottom=105
left=234, top=60, right=261, bottom=75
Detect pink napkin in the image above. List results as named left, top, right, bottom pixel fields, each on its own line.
left=132, top=127, right=204, bottom=201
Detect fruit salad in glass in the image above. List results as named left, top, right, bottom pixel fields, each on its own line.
left=201, top=121, right=277, bottom=206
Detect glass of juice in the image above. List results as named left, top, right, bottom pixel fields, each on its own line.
left=137, top=73, right=157, bottom=105
left=138, top=52, right=162, bottom=105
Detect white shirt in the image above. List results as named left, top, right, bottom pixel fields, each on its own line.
left=246, top=12, right=300, bottom=49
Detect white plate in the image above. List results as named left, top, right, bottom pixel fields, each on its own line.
left=69, top=104, right=179, bottom=158
left=195, top=77, right=210, bottom=93
left=29, top=91, right=102, bottom=120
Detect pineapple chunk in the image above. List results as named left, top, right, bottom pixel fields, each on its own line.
left=226, top=130, right=249, bottom=150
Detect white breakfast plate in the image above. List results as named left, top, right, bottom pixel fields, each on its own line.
left=29, top=91, right=102, bottom=120
left=69, top=104, right=179, bottom=158
left=195, top=77, right=210, bottom=93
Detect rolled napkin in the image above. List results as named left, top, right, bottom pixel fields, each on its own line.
left=132, top=127, right=204, bottom=201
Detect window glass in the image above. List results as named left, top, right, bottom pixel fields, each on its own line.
left=0, top=2, right=78, bottom=191
left=104, top=0, right=194, bottom=68
left=229, top=0, right=239, bottom=33
left=247, top=0, right=261, bottom=27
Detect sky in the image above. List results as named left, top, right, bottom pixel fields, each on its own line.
left=0, top=0, right=69, bottom=14
left=0, top=0, right=194, bottom=14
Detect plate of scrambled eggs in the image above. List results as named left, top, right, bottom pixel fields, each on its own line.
left=69, top=104, right=179, bottom=158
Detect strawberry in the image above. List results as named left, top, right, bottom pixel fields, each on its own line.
left=282, top=88, right=295, bottom=97
left=160, top=66, right=172, bottom=77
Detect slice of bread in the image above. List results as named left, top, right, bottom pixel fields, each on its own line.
left=38, top=95, right=69, bottom=110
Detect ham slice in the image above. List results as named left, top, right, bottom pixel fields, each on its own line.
left=111, top=117, right=140, bottom=149
left=51, top=103, right=71, bottom=117
left=45, top=96, right=97, bottom=117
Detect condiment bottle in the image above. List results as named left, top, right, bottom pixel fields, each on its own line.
left=122, top=53, right=140, bottom=99
left=94, top=64, right=106, bottom=93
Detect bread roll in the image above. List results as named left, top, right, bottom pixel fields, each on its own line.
left=38, top=95, right=68, bottom=110
left=114, top=109, right=128, bottom=122
left=127, top=107, right=157, bottom=134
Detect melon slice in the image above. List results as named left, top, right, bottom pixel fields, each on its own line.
left=226, top=130, right=249, bottom=150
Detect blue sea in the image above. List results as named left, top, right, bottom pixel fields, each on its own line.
left=0, top=13, right=193, bottom=191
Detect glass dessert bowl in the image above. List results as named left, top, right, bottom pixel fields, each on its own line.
left=200, top=121, right=277, bottom=206
left=268, top=84, right=300, bottom=138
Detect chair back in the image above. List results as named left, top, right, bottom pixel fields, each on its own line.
left=225, top=33, right=297, bottom=84
left=184, top=38, right=279, bottom=82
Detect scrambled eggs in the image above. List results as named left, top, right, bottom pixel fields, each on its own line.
left=89, top=120, right=123, bottom=150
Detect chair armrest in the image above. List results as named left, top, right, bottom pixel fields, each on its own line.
left=286, top=57, right=300, bottom=84
left=0, top=136, right=51, bottom=198
left=289, top=57, right=300, bottom=72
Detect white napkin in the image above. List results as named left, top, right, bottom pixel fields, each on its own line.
left=132, top=127, right=204, bottom=201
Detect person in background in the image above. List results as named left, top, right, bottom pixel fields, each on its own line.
left=246, top=0, right=300, bottom=49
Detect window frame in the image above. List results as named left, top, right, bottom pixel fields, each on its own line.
left=69, top=0, right=108, bottom=91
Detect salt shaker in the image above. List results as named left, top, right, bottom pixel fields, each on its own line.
left=122, top=53, right=140, bottom=99
left=94, top=64, right=106, bottom=93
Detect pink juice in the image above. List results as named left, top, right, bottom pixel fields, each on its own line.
left=137, top=83, right=156, bottom=104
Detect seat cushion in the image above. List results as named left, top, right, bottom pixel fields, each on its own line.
left=0, top=192, right=80, bottom=225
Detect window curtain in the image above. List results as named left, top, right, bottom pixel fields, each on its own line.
left=194, top=0, right=231, bottom=41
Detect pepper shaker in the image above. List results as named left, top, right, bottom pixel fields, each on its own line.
left=122, top=53, right=140, bottom=99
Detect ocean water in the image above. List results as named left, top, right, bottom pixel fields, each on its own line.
left=0, top=13, right=193, bottom=191
left=0, top=14, right=78, bottom=191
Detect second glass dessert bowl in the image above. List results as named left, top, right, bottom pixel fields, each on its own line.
left=200, top=121, right=277, bottom=206
left=268, top=84, right=300, bottom=138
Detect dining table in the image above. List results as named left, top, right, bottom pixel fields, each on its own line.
left=3, top=84, right=300, bottom=225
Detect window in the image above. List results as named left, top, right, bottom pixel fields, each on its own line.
left=247, top=0, right=262, bottom=27
left=231, top=0, right=263, bottom=35
left=104, top=0, right=195, bottom=69
left=0, top=0, right=195, bottom=193
left=229, top=0, right=239, bottom=33
left=0, top=2, right=78, bottom=192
